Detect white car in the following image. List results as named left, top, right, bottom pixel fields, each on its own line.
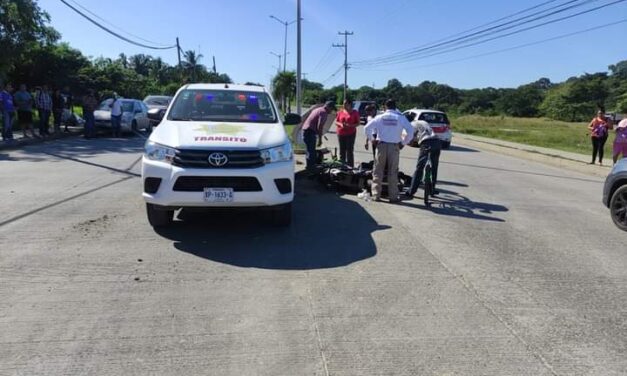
left=94, top=98, right=151, bottom=133
left=403, top=109, right=453, bottom=148
left=141, top=83, right=299, bottom=227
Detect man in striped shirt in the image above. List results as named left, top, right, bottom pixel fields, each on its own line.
left=36, top=85, right=53, bottom=136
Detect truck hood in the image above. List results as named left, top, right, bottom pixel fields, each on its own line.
left=149, top=120, right=287, bottom=150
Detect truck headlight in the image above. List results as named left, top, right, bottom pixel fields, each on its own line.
left=261, top=143, right=293, bottom=164
left=144, top=141, right=176, bottom=163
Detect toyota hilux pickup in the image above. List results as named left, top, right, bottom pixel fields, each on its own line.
left=142, top=83, right=300, bottom=227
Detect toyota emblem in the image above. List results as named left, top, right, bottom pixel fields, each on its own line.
left=208, top=152, right=228, bottom=167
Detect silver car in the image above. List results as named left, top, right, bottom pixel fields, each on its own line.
left=603, top=158, right=627, bottom=231
left=94, top=98, right=151, bottom=133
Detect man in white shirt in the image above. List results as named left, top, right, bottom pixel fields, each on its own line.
left=364, top=99, right=414, bottom=202
left=404, top=119, right=442, bottom=199
left=110, top=95, right=123, bottom=137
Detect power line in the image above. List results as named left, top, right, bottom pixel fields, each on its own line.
left=59, top=0, right=176, bottom=50
left=352, top=0, right=598, bottom=67
left=66, top=0, right=170, bottom=47
left=321, top=64, right=344, bottom=85
left=353, top=0, right=625, bottom=68
left=352, top=18, right=627, bottom=72
left=310, top=45, right=333, bottom=74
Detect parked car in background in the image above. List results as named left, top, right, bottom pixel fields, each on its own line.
left=353, top=100, right=378, bottom=124
left=94, top=98, right=151, bottom=134
left=403, top=108, right=453, bottom=149
left=144, top=95, right=172, bottom=129
left=603, top=158, right=627, bottom=232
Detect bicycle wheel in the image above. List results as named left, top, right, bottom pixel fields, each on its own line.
left=423, top=165, right=432, bottom=207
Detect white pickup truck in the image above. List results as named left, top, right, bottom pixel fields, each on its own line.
left=141, top=83, right=300, bottom=227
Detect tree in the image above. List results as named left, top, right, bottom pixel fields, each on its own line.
left=272, top=71, right=296, bottom=112
left=183, top=50, right=204, bottom=82
left=0, top=0, right=59, bottom=77
left=130, top=54, right=151, bottom=76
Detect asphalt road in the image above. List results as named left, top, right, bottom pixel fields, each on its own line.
left=1, top=130, right=626, bottom=376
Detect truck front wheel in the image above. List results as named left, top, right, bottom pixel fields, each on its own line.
left=146, top=203, right=173, bottom=228
left=270, top=203, right=292, bottom=227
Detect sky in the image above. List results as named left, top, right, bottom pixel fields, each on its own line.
left=42, top=0, right=627, bottom=90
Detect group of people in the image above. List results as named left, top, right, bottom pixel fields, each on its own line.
left=588, top=109, right=627, bottom=165
left=302, top=98, right=441, bottom=203
left=0, top=82, right=75, bottom=142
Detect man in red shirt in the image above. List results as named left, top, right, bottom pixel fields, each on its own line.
left=301, top=101, right=336, bottom=172
left=335, top=99, right=360, bottom=167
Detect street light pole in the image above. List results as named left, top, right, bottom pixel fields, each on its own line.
left=296, top=0, right=302, bottom=114
left=270, top=52, right=283, bottom=74
left=269, top=15, right=296, bottom=72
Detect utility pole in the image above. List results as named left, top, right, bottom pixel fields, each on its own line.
left=296, top=0, right=302, bottom=114
left=176, top=37, right=182, bottom=68
left=270, top=15, right=297, bottom=72
left=333, top=30, right=353, bottom=102
left=212, top=56, right=217, bottom=74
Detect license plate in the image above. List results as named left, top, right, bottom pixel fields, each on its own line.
left=203, top=188, right=234, bottom=202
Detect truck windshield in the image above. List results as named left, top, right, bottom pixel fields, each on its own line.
left=168, top=89, right=278, bottom=123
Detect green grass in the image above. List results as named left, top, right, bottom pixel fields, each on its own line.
left=451, top=115, right=614, bottom=156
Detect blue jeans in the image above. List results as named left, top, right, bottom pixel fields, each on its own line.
left=303, top=129, right=317, bottom=172
left=2, top=111, right=13, bottom=140
left=409, top=138, right=442, bottom=194
left=84, top=111, right=95, bottom=137
left=111, top=115, right=122, bottom=136
left=38, top=109, right=51, bottom=135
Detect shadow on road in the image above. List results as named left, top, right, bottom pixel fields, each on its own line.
left=402, top=188, right=508, bottom=222
left=4, top=132, right=145, bottom=162
left=446, top=145, right=479, bottom=153
left=156, top=180, right=388, bottom=270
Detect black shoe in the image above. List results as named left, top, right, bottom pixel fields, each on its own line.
left=431, top=189, right=440, bottom=196
left=403, top=191, right=414, bottom=199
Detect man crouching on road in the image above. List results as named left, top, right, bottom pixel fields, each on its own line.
left=404, top=119, right=442, bottom=199
left=364, top=99, right=414, bottom=203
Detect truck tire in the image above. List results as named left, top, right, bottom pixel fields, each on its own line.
left=146, top=203, right=173, bottom=228
left=271, top=203, right=292, bottom=227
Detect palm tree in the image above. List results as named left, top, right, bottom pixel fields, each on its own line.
left=130, top=54, right=151, bottom=76
left=117, top=53, right=128, bottom=69
left=183, top=50, right=204, bottom=82
left=272, top=71, right=296, bottom=112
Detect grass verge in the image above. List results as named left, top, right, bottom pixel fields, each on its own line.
left=451, top=115, right=615, bottom=157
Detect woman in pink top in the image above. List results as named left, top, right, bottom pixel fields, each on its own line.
left=588, top=110, right=612, bottom=165
left=613, top=118, right=627, bottom=164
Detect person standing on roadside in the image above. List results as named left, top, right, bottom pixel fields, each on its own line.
left=82, top=89, right=98, bottom=139
left=1, top=83, right=15, bottom=142
left=52, top=88, right=64, bottom=134
left=588, top=110, right=611, bottom=165
left=364, top=99, right=414, bottom=203
left=364, top=104, right=378, bottom=161
left=335, top=98, right=360, bottom=167
left=301, top=101, right=336, bottom=173
left=36, top=84, right=53, bottom=137
left=14, top=84, right=36, bottom=138
left=61, top=86, right=74, bottom=132
left=110, top=96, right=123, bottom=138
left=613, top=118, right=627, bottom=164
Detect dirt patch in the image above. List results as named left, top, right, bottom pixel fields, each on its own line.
left=73, top=214, right=117, bottom=237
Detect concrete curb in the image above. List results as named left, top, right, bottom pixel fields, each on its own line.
left=454, top=133, right=612, bottom=178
